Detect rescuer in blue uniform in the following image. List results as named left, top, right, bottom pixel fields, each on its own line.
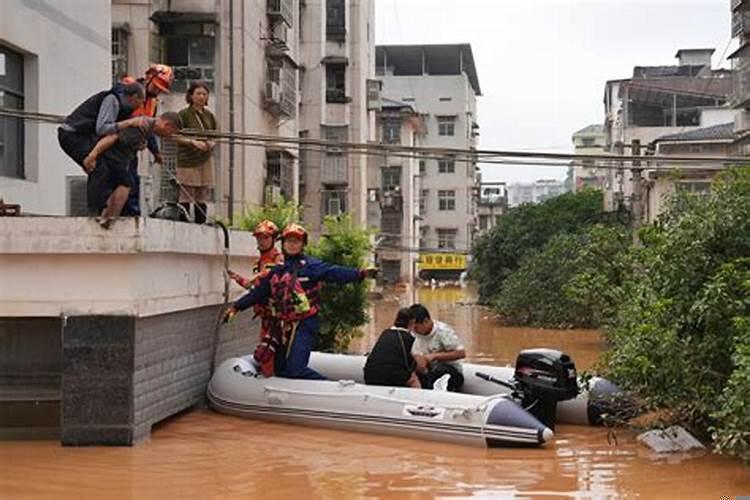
left=223, top=223, right=378, bottom=379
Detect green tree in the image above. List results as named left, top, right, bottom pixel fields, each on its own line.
left=471, top=189, right=615, bottom=303
left=493, top=224, right=631, bottom=328
left=307, top=215, right=374, bottom=352
left=605, top=168, right=750, bottom=462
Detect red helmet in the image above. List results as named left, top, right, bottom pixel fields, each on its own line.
left=281, top=223, right=308, bottom=244
left=144, top=64, right=174, bottom=93
left=253, top=220, right=279, bottom=238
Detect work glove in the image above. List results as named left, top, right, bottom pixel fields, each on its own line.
left=222, top=305, right=238, bottom=324
left=359, top=267, right=379, bottom=279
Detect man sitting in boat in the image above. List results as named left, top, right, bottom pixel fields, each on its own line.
left=409, top=304, right=466, bottom=391
left=363, top=308, right=421, bottom=388
left=223, top=223, right=378, bottom=380
left=227, top=220, right=284, bottom=377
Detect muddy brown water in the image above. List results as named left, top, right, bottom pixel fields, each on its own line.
left=1, top=287, right=748, bottom=499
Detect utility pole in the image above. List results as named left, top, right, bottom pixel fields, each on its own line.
left=227, top=0, right=236, bottom=221
left=630, top=139, right=644, bottom=238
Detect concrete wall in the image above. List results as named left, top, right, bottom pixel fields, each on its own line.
left=380, top=74, right=478, bottom=253
left=0, top=0, right=111, bottom=215
left=0, top=217, right=261, bottom=444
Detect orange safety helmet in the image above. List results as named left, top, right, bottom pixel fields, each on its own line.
left=144, top=64, right=174, bottom=93
left=253, top=220, right=279, bottom=238
left=281, top=223, right=308, bottom=244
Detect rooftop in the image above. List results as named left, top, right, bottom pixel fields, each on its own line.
left=654, top=122, right=735, bottom=143
left=376, top=44, right=482, bottom=96
left=573, top=124, right=605, bottom=136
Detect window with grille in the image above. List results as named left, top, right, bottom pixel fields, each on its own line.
left=419, top=159, right=426, bottom=175
left=438, top=157, right=455, bottom=174
left=323, top=188, right=347, bottom=216
left=437, top=229, right=457, bottom=249
left=161, top=23, right=216, bottom=93
left=381, top=166, right=401, bottom=191
left=326, top=0, right=346, bottom=42
left=437, top=116, right=456, bottom=136
left=326, top=63, right=347, bottom=103
left=321, top=125, right=348, bottom=184
left=438, top=190, right=455, bottom=211
left=0, top=45, right=24, bottom=179
left=111, top=27, right=129, bottom=83
left=382, top=120, right=401, bottom=144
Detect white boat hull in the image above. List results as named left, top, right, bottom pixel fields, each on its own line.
left=308, top=352, right=623, bottom=426
left=208, top=357, right=553, bottom=448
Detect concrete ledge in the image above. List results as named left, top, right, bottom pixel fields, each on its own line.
left=0, top=217, right=258, bottom=317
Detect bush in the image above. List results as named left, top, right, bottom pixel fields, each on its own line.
left=307, top=215, right=373, bottom=352
left=604, top=168, right=750, bottom=461
left=471, top=189, right=614, bottom=303
left=236, top=197, right=302, bottom=232
left=492, top=224, right=631, bottom=328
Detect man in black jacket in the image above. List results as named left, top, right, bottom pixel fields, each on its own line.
left=364, top=308, right=421, bottom=388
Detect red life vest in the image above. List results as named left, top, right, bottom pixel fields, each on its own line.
left=252, top=247, right=282, bottom=318
left=269, top=260, right=321, bottom=322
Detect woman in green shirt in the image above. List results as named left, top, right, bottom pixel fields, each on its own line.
left=175, top=81, right=217, bottom=224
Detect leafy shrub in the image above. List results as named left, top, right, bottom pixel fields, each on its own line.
left=236, top=197, right=302, bottom=232
left=307, top=215, right=373, bottom=352
left=492, top=224, right=631, bottom=328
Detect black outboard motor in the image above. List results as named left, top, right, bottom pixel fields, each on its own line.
left=513, top=348, right=579, bottom=429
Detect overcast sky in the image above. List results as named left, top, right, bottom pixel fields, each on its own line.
left=375, top=0, right=733, bottom=184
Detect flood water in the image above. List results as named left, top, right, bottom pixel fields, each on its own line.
left=1, top=286, right=748, bottom=499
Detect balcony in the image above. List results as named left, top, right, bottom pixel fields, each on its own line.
left=267, top=0, right=293, bottom=27
left=733, top=10, right=750, bottom=37
left=380, top=190, right=403, bottom=212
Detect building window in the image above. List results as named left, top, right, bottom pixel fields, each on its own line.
left=437, top=228, right=457, bottom=249
left=326, top=63, right=346, bottom=103
left=326, top=0, right=346, bottom=42
left=382, top=120, right=401, bottom=144
left=381, top=166, right=401, bottom=191
left=419, top=189, right=429, bottom=213
left=677, top=181, right=711, bottom=195
left=438, top=190, right=455, bottom=211
left=111, top=27, right=129, bottom=83
left=0, top=45, right=24, bottom=179
left=266, top=57, right=297, bottom=118
left=419, top=159, right=426, bottom=175
left=321, top=126, right=348, bottom=184
left=266, top=150, right=294, bottom=200
left=437, top=116, right=456, bottom=136
left=580, top=137, right=595, bottom=147
left=163, top=26, right=216, bottom=93
left=323, top=188, right=347, bottom=216
left=438, top=157, right=455, bottom=174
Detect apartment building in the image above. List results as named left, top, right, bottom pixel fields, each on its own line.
left=571, top=124, right=606, bottom=191
left=0, top=1, right=111, bottom=215
left=367, top=97, right=425, bottom=284
left=298, top=0, right=376, bottom=240
left=375, top=44, right=481, bottom=257
left=602, top=48, right=732, bottom=212
left=506, top=179, right=567, bottom=207
left=111, top=0, right=303, bottom=220
left=730, top=0, right=750, bottom=154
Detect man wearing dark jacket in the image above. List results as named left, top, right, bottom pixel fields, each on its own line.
left=364, top=308, right=421, bottom=388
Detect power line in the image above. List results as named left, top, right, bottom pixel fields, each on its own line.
left=1, top=107, right=746, bottom=169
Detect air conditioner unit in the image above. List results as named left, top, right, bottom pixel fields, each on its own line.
left=265, top=81, right=281, bottom=105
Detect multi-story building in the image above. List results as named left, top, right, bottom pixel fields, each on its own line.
left=571, top=124, right=606, bottom=191
left=367, top=97, right=425, bottom=284
left=111, top=0, right=303, bottom=220
left=375, top=44, right=481, bottom=259
left=298, top=0, right=376, bottom=240
left=602, top=48, right=732, bottom=212
left=729, top=0, right=750, bottom=154
left=0, top=1, right=111, bottom=215
left=506, top=179, right=567, bottom=207
left=476, top=182, right=507, bottom=233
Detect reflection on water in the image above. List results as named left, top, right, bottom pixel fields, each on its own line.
left=1, top=286, right=748, bottom=499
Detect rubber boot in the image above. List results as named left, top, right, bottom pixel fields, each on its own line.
left=195, top=203, right=207, bottom=224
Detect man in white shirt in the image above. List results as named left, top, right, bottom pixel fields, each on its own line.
left=409, top=304, right=466, bottom=391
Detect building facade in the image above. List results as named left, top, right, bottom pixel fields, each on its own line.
left=375, top=44, right=481, bottom=259
left=366, top=97, right=425, bottom=284
left=298, top=0, right=376, bottom=240
left=571, top=124, right=606, bottom=191
left=476, top=182, right=507, bottom=233
left=0, top=1, right=111, bottom=215
left=506, top=179, right=567, bottom=207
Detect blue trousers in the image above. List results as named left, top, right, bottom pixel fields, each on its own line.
left=274, top=316, right=326, bottom=380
